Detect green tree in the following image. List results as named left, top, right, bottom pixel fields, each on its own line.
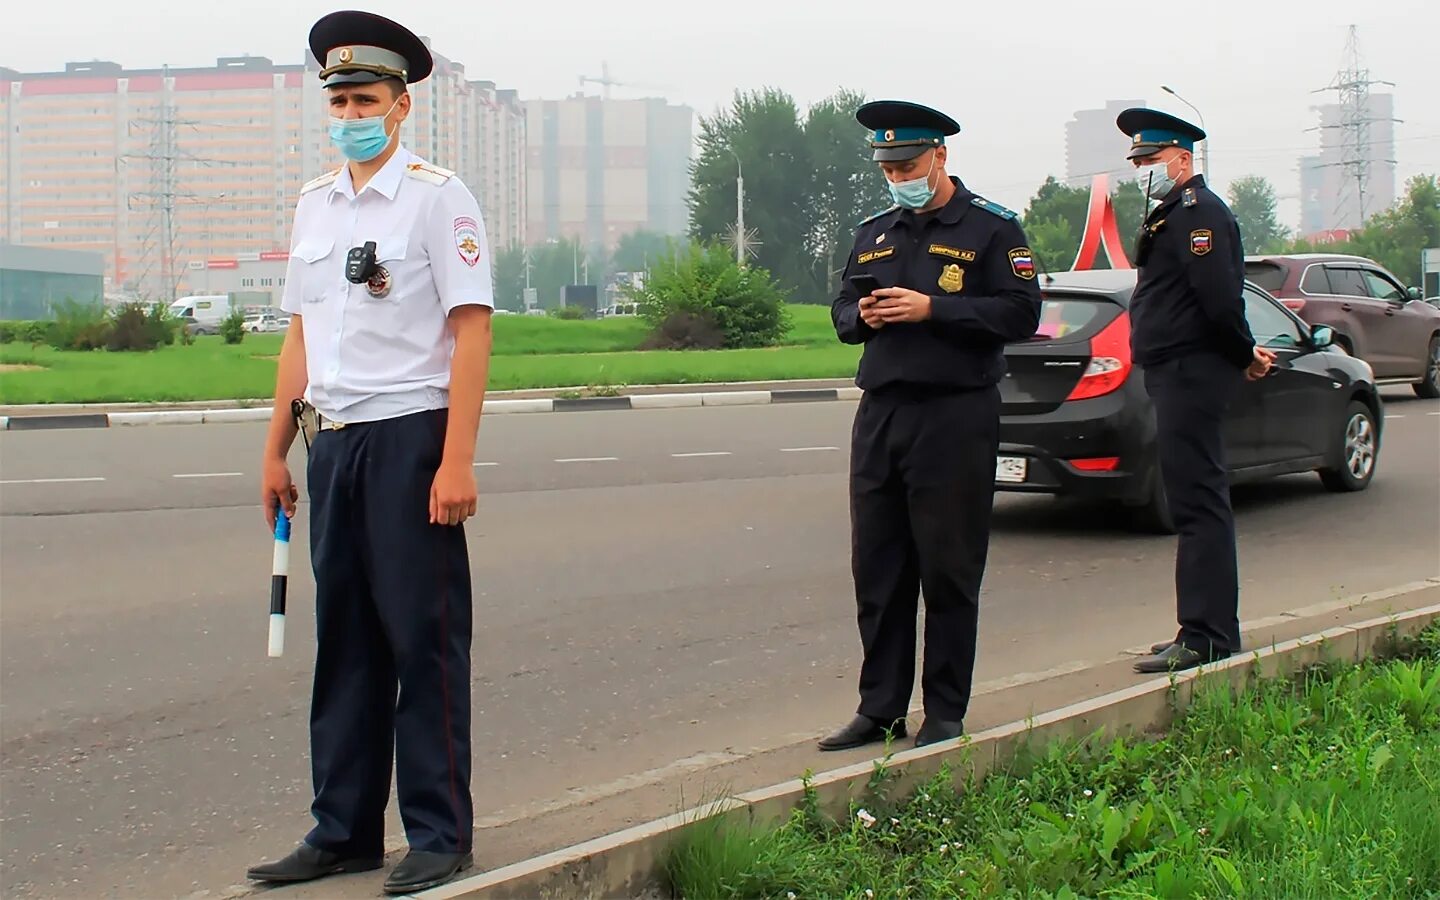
left=801, top=88, right=890, bottom=302
left=611, top=230, right=679, bottom=274
left=1019, top=176, right=1147, bottom=271
left=1346, top=174, right=1440, bottom=285
left=493, top=245, right=527, bottom=311
left=1227, top=175, right=1289, bottom=253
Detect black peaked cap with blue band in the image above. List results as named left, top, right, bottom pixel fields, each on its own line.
left=1116, top=107, right=1205, bottom=160
left=309, top=10, right=433, bottom=87
left=857, top=100, right=961, bottom=162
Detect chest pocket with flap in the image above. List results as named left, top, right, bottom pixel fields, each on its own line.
left=291, top=237, right=335, bottom=304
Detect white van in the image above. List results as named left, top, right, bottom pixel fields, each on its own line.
left=168, top=294, right=235, bottom=335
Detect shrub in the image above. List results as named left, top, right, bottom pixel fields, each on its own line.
left=548, top=305, right=588, bottom=320
left=106, top=302, right=176, bottom=351
left=48, top=301, right=111, bottom=351
left=626, top=242, right=791, bottom=349
left=638, top=310, right=726, bottom=350
left=219, top=308, right=247, bottom=345
left=21, top=321, right=51, bottom=344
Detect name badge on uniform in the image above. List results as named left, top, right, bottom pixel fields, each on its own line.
left=938, top=263, right=964, bottom=293
left=857, top=246, right=895, bottom=265
left=928, top=244, right=976, bottom=262
left=366, top=264, right=392, bottom=298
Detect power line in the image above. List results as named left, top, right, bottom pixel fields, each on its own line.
left=1309, top=25, right=1401, bottom=227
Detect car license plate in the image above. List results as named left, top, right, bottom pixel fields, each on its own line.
left=995, top=456, right=1027, bottom=484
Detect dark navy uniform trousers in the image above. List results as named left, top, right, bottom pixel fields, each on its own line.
left=850, top=384, right=1000, bottom=723
left=303, top=408, right=472, bottom=857
left=1143, top=353, right=1243, bottom=656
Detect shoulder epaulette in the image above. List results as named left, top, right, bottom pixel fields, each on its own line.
left=970, top=197, right=1018, bottom=220
left=405, top=161, right=455, bottom=186
left=300, top=169, right=340, bottom=194
left=1182, top=188, right=1198, bottom=208
left=858, top=206, right=897, bottom=227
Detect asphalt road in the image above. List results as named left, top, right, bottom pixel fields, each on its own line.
left=2, top=390, right=1438, bottom=898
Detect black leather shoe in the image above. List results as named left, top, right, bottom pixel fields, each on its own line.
left=246, top=843, right=382, bottom=883
left=384, top=850, right=474, bottom=894
left=914, top=718, right=965, bottom=747
left=1133, top=643, right=1229, bottom=674
left=1150, top=640, right=1175, bottom=654
left=817, top=715, right=906, bottom=751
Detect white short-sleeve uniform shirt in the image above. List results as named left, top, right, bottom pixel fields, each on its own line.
left=280, top=145, right=494, bottom=424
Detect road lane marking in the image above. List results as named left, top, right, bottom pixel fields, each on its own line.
left=1429, top=411, right=1440, bottom=417
left=780, top=446, right=839, bottom=453
left=0, top=477, right=106, bottom=485
left=672, top=451, right=732, bottom=458
left=555, top=456, right=619, bottom=463
left=473, top=462, right=499, bottom=467
left=172, top=472, right=243, bottom=479
left=1386, top=415, right=1405, bottom=420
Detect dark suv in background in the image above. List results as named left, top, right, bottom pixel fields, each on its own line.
left=1244, top=253, right=1440, bottom=398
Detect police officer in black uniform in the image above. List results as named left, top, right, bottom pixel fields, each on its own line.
left=1118, top=107, right=1275, bottom=675
left=819, top=101, right=1042, bottom=751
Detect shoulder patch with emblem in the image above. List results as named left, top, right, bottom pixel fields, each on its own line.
left=1189, top=229, right=1213, bottom=256
left=454, top=216, right=481, bottom=267
left=1008, top=247, right=1037, bottom=280
left=858, top=206, right=898, bottom=227
left=405, top=161, right=456, bottom=186
left=300, top=169, right=340, bottom=194
left=971, top=197, right=1018, bottom=220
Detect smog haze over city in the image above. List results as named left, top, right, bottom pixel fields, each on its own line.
left=5, top=0, right=1438, bottom=225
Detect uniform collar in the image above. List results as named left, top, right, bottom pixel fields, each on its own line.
left=329, top=144, right=412, bottom=201
left=1150, top=173, right=1207, bottom=217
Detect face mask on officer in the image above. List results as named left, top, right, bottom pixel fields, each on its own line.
left=329, top=95, right=403, bottom=162
left=889, top=150, right=940, bottom=209
left=1135, top=151, right=1186, bottom=200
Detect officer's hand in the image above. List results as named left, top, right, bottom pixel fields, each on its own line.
left=431, top=459, right=478, bottom=527
left=261, top=457, right=298, bottom=531
left=873, top=288, right=933, bottom=323
left=1246, top=346, right=1278, bottom=381
left=858, top=295, right=886, bottom=329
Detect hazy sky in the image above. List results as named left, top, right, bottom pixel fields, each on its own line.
left=6, top=0, right=1438, bottom=228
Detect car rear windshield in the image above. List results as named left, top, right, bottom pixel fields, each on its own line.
left=1031, top=294, right=1119, bottom=344
left=1244, top=262, right=1287, bottom=293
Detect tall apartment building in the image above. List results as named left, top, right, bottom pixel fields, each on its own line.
left=1064, top=99, right=1148, bottom=187
left=1, top=45, right=525, bottom=303
left=1297, top=94, right=1397, bottom=235
left=524, top=95, right=692, bottom=251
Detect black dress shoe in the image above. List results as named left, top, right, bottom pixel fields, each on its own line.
left=384, top=850, right=474, bottom=894
left=246, top=843, right=382, bottom=883
left=817, top=715, right=906, bottom=751
left=1150, top=640, right=1175, bottom=654
left=1133, top=643, right=1229, bottom=674
left=914, top=718, right=964, bottom=747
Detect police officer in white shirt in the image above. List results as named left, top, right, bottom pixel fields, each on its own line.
left=248, top=10, right=493, bottom=895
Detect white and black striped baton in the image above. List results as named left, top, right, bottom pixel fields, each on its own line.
left=268, top=508, right=291, bottom=657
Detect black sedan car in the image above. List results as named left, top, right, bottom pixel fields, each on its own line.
left=996, top=269, right=1383, bottom=532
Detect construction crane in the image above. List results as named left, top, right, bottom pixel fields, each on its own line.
left=577, top=61, right=666, bottom=99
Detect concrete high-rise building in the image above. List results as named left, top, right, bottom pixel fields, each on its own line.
left=1297, top=94, right=1398, bottom=235
left=1, top=46, right=525, bottom=304
left=1064, top=99, right=1147, bottom=187
left=524, top=95, right=692, bottom=251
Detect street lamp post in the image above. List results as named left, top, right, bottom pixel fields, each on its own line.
left=1161, top=85, right=1208, bottom=179
left=727, top=148, right=745, bottom=266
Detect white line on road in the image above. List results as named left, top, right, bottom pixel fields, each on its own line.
left=555, top=456, right=619, bottom=463
left=1386, top=415, right=1405, bottom=420
left=1429, top=411, right=1440, bottom=417
left=671, top=451, right=732, bottom=458
left=172, top=472, right=243, bottom=479
left=780, top=446, right=839, bottom=453
left=0, top=476, right=106, bottom=485
left=473, top=462, right=499, bottom=467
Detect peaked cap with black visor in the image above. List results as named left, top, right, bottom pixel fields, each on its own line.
left=1115, top=107, right=1205, bottom=160
left=309, top=9, right=434, bottom=88
left=856, top=100, right=961, bottom=162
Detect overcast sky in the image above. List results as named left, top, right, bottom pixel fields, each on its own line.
left=5, top=0, right=1438, bottom=228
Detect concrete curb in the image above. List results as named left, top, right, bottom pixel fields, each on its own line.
left=0, top=387, right=865, bottom=431
left=415, top=593, right=1440, bottom=899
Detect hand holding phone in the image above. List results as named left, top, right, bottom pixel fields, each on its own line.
left=849, top=274, right=882, bottom=299
left=849, top=274, right=886, bottom=329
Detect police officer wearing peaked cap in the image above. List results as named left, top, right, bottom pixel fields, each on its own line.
left=819, top=100, right=1042, bottom=752
left=1117, top=106, right=1274, bottom=676
left=248, top=9, right=495, bottom=894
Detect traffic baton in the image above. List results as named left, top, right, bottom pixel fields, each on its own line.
left=268, top=508, right=291, bottom=658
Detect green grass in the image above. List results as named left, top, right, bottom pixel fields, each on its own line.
left=667, top=626, right=1440, bottom=899
left=0, top=305, right=853, bottom=404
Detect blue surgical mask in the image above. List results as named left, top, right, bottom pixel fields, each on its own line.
left=888, top=154, right=939, bottom=209
left=328, top=98, right=400, bottom=162
left=1135, top=160, right=1177, bottom=200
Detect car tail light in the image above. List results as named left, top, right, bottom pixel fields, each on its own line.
left=1069, top=457, right=1121, bottom=472
left=1281, top=298, right=1306, bottom=312
left=1066, top=312, right=1132, bottom=401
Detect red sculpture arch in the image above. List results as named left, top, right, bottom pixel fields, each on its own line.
left=1070, top=174, right=1132, bottom=271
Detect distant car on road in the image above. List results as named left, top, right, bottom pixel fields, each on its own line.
left=997, top=269, right=1383, bottom=533
left=1242, top=253, right=1439, bottom=399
